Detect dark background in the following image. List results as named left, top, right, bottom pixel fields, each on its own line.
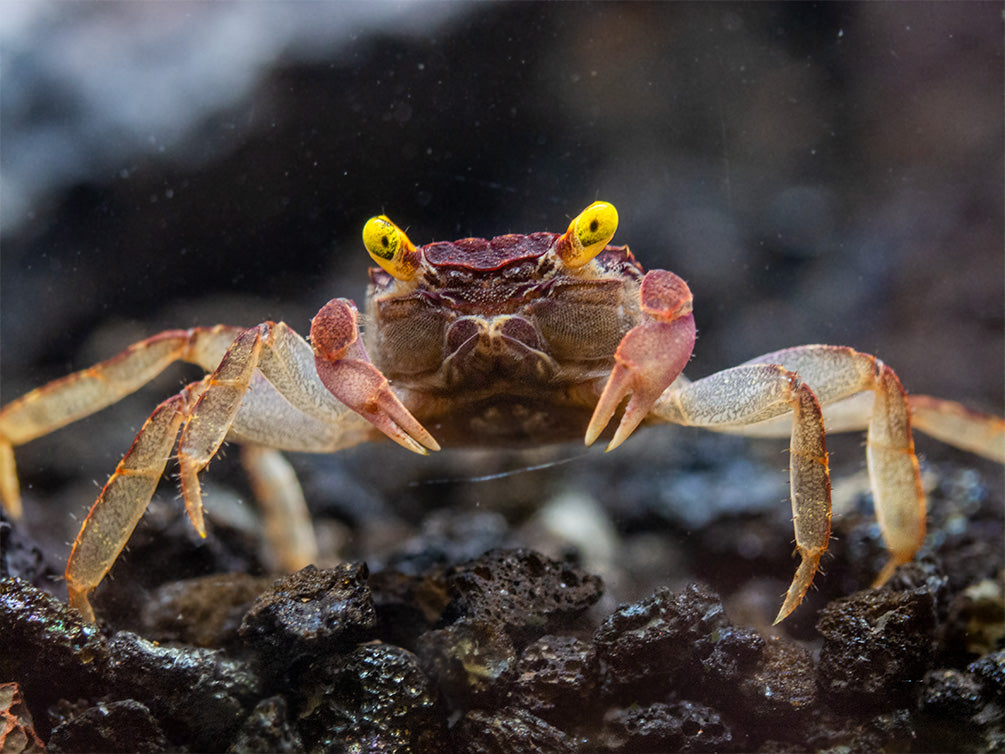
left=2, top=2, right=1002, bottom=608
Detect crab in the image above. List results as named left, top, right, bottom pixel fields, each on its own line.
left=1, top=201, right=1003, bottom=624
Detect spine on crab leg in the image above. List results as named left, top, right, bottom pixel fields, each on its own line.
left=65, top=387, right=197, bottom=622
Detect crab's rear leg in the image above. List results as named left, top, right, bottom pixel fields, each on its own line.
left=906, top=395, right=1004, bottom=462
left=0, top=325, right=242, bottom=517
left=721, top=383, right=1004, bottom=463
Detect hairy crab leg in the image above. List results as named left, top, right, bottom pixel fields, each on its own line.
left=654, top=364, right=832, bottom=624
left=653, top=345, right=953, bottom=621
left=706, top=387, right=1005, bottom=463
left=177, top=316, right=428, bottom=560
left=66, top=382, right=204, bottom=622
left=737, top=346, right=927, bottom=590
left=178, top=328, right=265, bottom=536
left=64, top=318, right=395, bottom=621
left=0, top=325, right=242, bottom=517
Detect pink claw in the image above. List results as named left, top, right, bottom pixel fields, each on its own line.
left=311, top=299, right=440, bottom=454
left=585, top=271, right=696, bottom=450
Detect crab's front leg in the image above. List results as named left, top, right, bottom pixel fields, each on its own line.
left=309, top=298, right=440, bottom=454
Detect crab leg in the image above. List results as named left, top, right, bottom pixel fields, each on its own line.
left=906, top=395, right=1005, bottom=463
left=241, top=445, right=318, bottom=573
left=0, top=326, right=242, bottom=517
left=175, top=314, right=434, bottom=544
left=736, top=346, right=926, bottom=590
left=178, top=328, right=265, bottom=536
left=653, top=345, right=936, bottom=622
left=66, top=383, right=204, bottom=622
left=64, top=319, right=399, bottom=620
left=709, top=386, right=1005, bottom=463
left=654, top=364, right=832, bottom=624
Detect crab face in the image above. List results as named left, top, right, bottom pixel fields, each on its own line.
left=358, top=204, right=654, bottom=445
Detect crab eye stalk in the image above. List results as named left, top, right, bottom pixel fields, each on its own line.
left=363, top=215, right=420, bottom=281
left=555, top=201, right=619, bottom=268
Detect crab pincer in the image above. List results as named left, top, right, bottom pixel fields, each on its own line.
left=310, top=298, right=440, bottom=454
left=585, top=270, right=696, bottom=450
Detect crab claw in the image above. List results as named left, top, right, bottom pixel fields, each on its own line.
left=311, top=298, right=440, bottom=454
left=585, top=271, right=696, bottom=451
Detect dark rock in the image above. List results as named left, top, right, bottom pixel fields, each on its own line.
left=141, top=572, right=273, bottom=648
left=922, top=668, right=984, bottom=718
left=46, top=699, right=168, bottom=754
left=0, top=578, right=110, bottom=717
left=702, top=625, right=765, bottom=686
left=107, top=631, right=260, bottom=751
left=968, top=649, right=1005, bottom=700
left=601, top=700, right=733, bottom=752
left=369, top=567, right=451, bottom=650
left=880, top=557, right=949, bottom=608
left=803, top=708, right=916, bottom=753
left=455, top=706, right=579, bottom=753
left=507, top=634, right=599, bottom=726
left=227, top=696, right=305, bottom=754
left=296, top=642, right=445, bottom=752
left=442, top=549, right=603, bottom=645
left=417, top=619, right=516, bottom=706
left=239, top=562, right=376, bottom=671
left=738, top=636, right=817, bottom=718
left=593, top=585, right=729, bottom=698
left=817, top=585, right=938, bottom=708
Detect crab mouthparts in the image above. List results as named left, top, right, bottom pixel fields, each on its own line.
left=442, top=315, right=553, bottom=386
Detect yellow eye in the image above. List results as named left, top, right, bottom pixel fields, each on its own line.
left=555, top=201, right=619, bottom=268
left=362, top=215, right=419, bottom=280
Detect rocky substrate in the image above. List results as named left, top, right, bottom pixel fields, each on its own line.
left=2, top=459, right=1003, bottom=753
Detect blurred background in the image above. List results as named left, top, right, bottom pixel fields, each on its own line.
left=2, top=2, right=1002, bottom=612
